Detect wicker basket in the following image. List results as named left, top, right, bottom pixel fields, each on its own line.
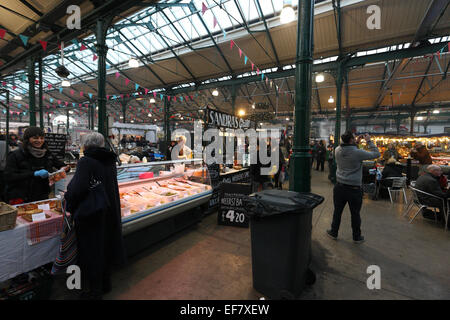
left=0, top=202, right=18, bottom=232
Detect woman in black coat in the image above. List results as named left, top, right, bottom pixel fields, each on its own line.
left=65, top=132, right=126, bottom=300
left=4, top=126, right=68, bottom=204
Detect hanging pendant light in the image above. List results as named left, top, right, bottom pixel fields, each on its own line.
left=280, top=0, right=295, bottom=24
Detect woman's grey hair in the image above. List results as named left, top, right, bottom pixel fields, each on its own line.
left=81, top=132, right=105, bottom=150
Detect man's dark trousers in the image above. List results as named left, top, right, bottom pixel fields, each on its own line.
left=330, top=183, right=363, bottom=239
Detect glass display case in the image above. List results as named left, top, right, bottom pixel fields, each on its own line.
left=117, top=159, right=212, bottom=235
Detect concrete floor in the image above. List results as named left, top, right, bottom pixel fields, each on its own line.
left=51, top=168, right=450, bottom=300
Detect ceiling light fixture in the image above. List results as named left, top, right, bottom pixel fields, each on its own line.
left=13, top=95, right=22, bottom=101
left=417, top=116, right=424, bottom=121
left=148, top=113, right=152, bottom=117
left=328, top=96, right=334, bottom=103
left=128, top=58, right=139, bottom=68
left=433, top=109, right=440, bottom=114
left=252, top=103, right=255, bottom=109
left=61, top=80, right=71, bottom=87
left=315, top=73, right=325, bottom=83
left=150, top=98, right=156, bottom=103
left=212, top=89, right=219, bottom=96
left=280, top=0, right=295, bottom=24
left=238, top=109, right=245, bottom=116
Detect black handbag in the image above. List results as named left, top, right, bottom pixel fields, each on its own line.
left=74, top=176, right=110, bottom=221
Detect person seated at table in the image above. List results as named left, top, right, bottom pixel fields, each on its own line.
left=410, top=142, right=432, bottom=165
left=383, top=143, right=402, bottom=162
left=4, top=126, right=70, bottom=205
left=376, top=157, right=403, bottom=199
left=415, top=165, right=450, bottom=222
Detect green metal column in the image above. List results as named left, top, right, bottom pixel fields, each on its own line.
left=289, top=0, right=315, bottom=193
left=38, top=55, right=44, bottom=129
left=6, top=90, right=10, bottom=155
left=66, top=108, right=69, bottom=134
left=164, top=94, right=171, bottom=159
left=344, top=71, right=350, bottom=131
left=410, top=110, right=416, bottom=135
left=330, top=62, right=344, bottom=184
left=27, top=57, right=36, bottom=126
left=96, top=19, right=109, bottom=138
left=395, top=114, right=401, bottom=134
left=231, top=84, right=237, bottom=115
left=122, top=101, right=127, bottom=123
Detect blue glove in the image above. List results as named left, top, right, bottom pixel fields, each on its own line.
left=34, top=169, right=49, bottom=179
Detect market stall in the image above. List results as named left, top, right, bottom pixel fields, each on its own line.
left=0, top=159, right=212, bottom=281
left=203, top=107, right=254, bottom=210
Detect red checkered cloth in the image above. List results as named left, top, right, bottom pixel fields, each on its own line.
left=18, top=211, right=64, bottom=245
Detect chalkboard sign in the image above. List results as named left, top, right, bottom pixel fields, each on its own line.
left=218, top=182, right=252, bottom=228
left=45, top=133, right=67, bottom=161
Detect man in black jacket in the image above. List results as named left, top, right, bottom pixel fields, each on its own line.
left=415, top=165, right=449, bottom=222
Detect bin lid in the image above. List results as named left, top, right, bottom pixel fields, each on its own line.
left=244, top=189, right=324, bottom=218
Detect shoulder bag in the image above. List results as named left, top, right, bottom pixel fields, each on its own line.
left=51, top=199, right=77, bottom=275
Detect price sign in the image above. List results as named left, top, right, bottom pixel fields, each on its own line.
left=218, top=182, right=252, bottom=228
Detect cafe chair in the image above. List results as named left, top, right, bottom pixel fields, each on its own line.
left=385, top=177, right=407, bottom=204
left=406, top=187, right=447, bottom=230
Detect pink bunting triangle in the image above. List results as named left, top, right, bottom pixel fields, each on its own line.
left=213, top=17, right=218, bottom=28
left=107, top=95, right=109, bottom=100
left=35, top=80, right=39, bottom=85
left=153, top=92, right=157, bottom=98
left=80, top=91, right=83, bottom=97
left=80, top=44, right=87, bottom=51
left=115, top=72, right=120, bottom=79
left=0, top=29, right=5, bottom=39
left=39, top=40, right=48, bottom=51
left=70, top=89, right=74, bottom=95
left=167, top=96, right=171, bottom=102
left=202, top=2, right=207, bottom=14
left=239, top=48, right=242, bottom=57
left=47, top=84, right=52, bottom=89
left=448, top=42, right=450, bottom=52
left=251, top=63, right=254, bottom=70
left=93, top=54, right=98, bottom=61
left=57, top=100, right=61, bottom=105
left=230, top=40, right=235, bottom=50
left=12, top=85, right=17, bottom=90
left=144, top=88, right=149, bottom=95
left=125, top=78, right=130, bottom=86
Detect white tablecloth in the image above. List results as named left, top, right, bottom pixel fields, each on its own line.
left=0, top=220, right=59, bottom=282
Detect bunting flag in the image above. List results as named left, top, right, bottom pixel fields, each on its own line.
left=230, top=40, right=235, bottom=50
left=70, top=89, right=74, bottom=95
left=223, top=29, right=227, bottom=39
left=125, top=78, right=130, bottom=86
left=144, top=88, right=149, bottom=95
left=135, top=83, right=139, bottom=91
left=153, top=92, right=157, bottom=98
left=58, top=100, right=61, bottom=105
left=239, top=48, right=242, bottom=58
left=160, top=94, right=163, bottom=100
left=59, top=88, right=63, bottom=93
left=89, top=93, right=93, bottom=99
left=93, top=54, right=98, bottom=61
left=107, top=95, right=110, bottom=100
left=47, top=84, right=52, bottom=89
left=80, top=91, right=83, bottom=97
left=12, top=85, right=16, bottom=90
left=213, top=17, right=218, bottom=28
left=251, top=63, right=254, bottom=70
left=19, top=34, right=28, bottom=46
left=35, top=80, right=39, bottom=85
left=115, top=72, right=120, bottom=79
left=80, top=44, right=87, bottom=51
left=39, top=40, right=48, bottom=51
left=202, top=2, right=208, bottom=15
left=0, top=28, right=5, bottom=39
left=50, top=98, right=54, bottom=103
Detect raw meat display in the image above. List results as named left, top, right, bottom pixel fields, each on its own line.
left=118, top=177, right=211, bottom=218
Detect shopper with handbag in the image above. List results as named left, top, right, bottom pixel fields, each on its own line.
left=64, top=132, right=126, bottom=300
